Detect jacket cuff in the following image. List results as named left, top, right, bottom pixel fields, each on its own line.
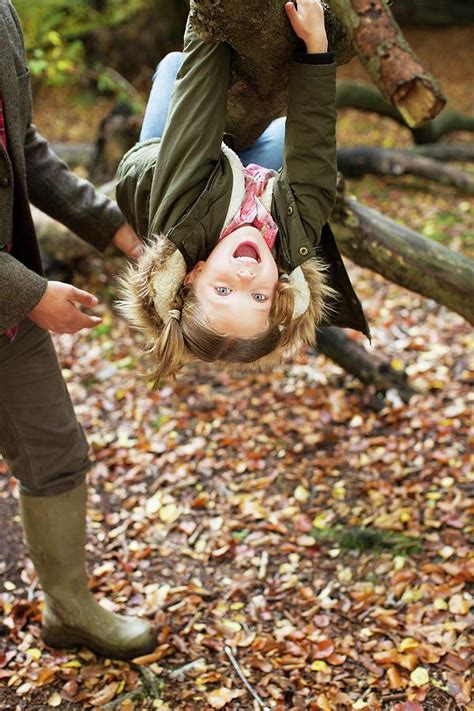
left=0, top=253, right=48, bottom=333
left=294, top=51, right=335, bottom=65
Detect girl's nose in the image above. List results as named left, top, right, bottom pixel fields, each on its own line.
left=236, top=269, right=255, bottom=281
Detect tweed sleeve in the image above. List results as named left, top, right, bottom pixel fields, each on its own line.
left=0, top=252, right=47, bottom=333
left=24, top=126, right=125, bottom=253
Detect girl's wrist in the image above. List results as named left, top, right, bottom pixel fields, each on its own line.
left=305, top=31, right=328, bottom=54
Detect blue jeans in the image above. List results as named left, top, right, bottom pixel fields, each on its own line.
left=140, top=52, right=285, bottom=171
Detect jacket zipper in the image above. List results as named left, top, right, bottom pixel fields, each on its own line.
left=272, top=195, right=292, bottom=269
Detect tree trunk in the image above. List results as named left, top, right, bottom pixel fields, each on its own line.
left=392, top=0, right=474, bottom=26
left=337, top=146, right=474, bottom=193
left=332, top=192, right=474, bottom=324
left=336, top=80, right=474, bottom=144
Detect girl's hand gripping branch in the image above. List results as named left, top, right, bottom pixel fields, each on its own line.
left=285, top=0, right=328, bottom=53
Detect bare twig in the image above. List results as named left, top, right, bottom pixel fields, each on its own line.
left=168, top=657, right=207, bottom=680
left=224, top=645, right=271, bottom=711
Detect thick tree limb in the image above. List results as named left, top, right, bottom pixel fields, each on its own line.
left=316, top=326, right=416, bottom=401
left=327, top=0, right=445, bottom=127
left=190, top=0, right=356, bottom=151
left=336, top=80, right=474, bottom=144
left=332, top=193, right=474, bottom=324
left=190, top=0, right=446, bottom=147
left=337, top=146, right=474, bottom=193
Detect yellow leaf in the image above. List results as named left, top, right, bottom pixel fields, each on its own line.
left=222, top=619, right=242, bottom=633
left=448, top=593, right=471, bottom=615
left=48, top=692, right=62, bottom=707
left=294, top=485, right=310, bottom=502
left=311, top=660, right=329, bottom=672
left=410, top=667, right=429, bottom=687
left=434, top=598, right=448, bottom=610
left=398, top=638, right=419, bottom=652
left=159, top=504, right=181, bottom=523
left=206, top=688, right=236, bottom=709
left=62, top=660, right=81, bottom=668
left=337, top=567, right=353, bottom=584
left=312, top=513, right=329, bottom=529
left=353, top=700, right=369, bottom=709
left=26, top=648, right=42, bottom=660
left=146, top=493, right=162, bottom=517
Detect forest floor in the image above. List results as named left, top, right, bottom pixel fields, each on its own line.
left=0, top=24, right=473, bottom=711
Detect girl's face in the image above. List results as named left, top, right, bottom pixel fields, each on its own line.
left=184, top=225, right=279, bottom=337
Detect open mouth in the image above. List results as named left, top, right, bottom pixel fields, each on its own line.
left=232, top=241, right=261, bottom=264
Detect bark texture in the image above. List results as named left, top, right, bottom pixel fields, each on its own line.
left=332, top=193, right=474, bottom=324
left=190, top=0, right=356, bottom=151
left=189, top=1, right=446, bottom=148
left=328, top=0, right=445, bottom=127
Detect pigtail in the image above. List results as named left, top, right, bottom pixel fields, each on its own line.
left=149, top=308, right=187, bottom=386
left=271, top=273, right=296, bottom=347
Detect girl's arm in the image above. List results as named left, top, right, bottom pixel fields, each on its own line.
left=274, top=1, right=337, bottom=260
left=148, top=18, right=232, bottom=237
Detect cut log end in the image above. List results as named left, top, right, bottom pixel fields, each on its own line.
left=394, top=78, right=446, bottom=128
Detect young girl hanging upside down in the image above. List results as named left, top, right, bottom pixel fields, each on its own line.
left=116, top=0, right=369, bottom=383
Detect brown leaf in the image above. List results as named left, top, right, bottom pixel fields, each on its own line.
left=312, top=639, right=335, bottom=659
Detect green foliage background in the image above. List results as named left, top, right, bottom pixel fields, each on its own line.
left=15, top=0, right=151, bottom=85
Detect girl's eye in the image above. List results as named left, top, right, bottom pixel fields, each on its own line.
left=215, top=286, right=231, bottom=296
left=253, top=293, right=268, bottom=302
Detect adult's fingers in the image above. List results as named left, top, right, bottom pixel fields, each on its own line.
left=55, top=304, right=102, bottom=333
left=68, top=286, right=99, bottom=308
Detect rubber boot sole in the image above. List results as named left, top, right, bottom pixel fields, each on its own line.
left=42, top=624, right=156, bottom=660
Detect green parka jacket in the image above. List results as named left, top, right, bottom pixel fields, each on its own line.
left=116, top=20, right=369, bottom=337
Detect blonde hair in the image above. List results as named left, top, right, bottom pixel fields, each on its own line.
left=118, top=238, right=334, bottom=386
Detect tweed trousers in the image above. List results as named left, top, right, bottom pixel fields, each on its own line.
left=0, top=319, right=91, bottom=496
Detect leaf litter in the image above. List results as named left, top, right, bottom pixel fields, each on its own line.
left=0, top=22, right=473, bottom=711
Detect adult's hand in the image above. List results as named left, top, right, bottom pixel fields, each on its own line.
left=114, top=222, right=143, bottom=258
left=29, top=281, right=102, bottom=334
left=285, top=0, right=328, bottom=54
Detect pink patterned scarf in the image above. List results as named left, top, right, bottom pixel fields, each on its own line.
left=219, top=163, right=278, bottom=249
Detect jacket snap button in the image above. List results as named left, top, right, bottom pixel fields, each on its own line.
left=0, top=177, right=8, bottom=187
left=299, top=246, right=309, bottom=256
left=287, top=206, right=293, bottom=216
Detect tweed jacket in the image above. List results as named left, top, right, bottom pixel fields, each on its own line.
left=0, top=0, right=124, bottom=334
left=117, top=21, right=369, bottom=336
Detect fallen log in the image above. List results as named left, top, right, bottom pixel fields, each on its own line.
left=316, top=326, right=416, bottom=401
left=332, top=191, right=474, bottom=324
left=411, top=143, right=474, bottom=163
left=336, top=80, right=474, bottom=144
left=337, top=146, right=474, bottom=193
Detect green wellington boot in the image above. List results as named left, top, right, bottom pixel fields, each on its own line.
left=19, top=482, right=156, bottom=660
